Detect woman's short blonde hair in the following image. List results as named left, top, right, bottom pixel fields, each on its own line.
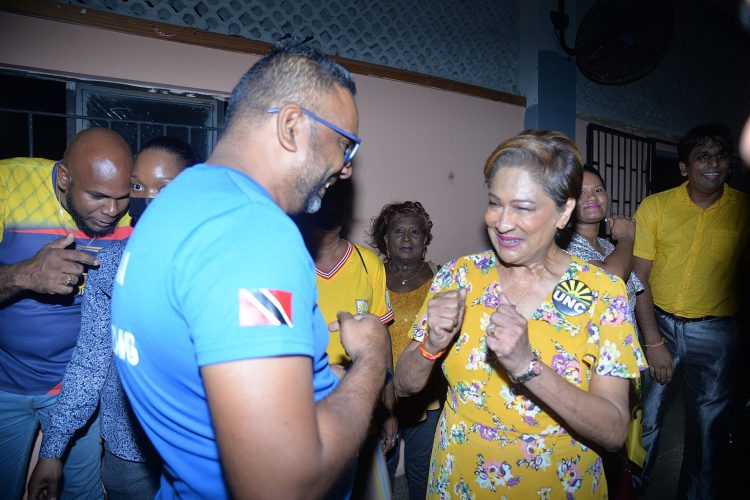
left=483, top=130, right=584, bottom=209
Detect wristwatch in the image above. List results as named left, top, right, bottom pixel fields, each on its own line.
left=507, top=354, right=543, bottom=385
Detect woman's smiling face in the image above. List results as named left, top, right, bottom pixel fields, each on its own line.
left=484, top=166, right=573, bottom=266
left=576, top=171, right=608, bottom=224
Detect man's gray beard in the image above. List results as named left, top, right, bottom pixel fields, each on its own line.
left=296, top=129, right=335, bottom=214
left=302, top=179, right=327, bottom=214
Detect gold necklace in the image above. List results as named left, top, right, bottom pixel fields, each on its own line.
left=498, top=265, right=549, bottom=307
left=390, top=261, right=426, bottom=286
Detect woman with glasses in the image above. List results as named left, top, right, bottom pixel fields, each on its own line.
left=28, top=137, right=198, bottom=500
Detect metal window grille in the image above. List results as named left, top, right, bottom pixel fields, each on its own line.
left=0, top=108, right=220, bottom=160
left=586, top=123, right=654, bottom=218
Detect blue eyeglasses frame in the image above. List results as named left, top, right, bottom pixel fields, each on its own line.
left=267, top=107, right=361, bottom=165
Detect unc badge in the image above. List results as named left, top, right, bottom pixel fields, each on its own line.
left=552, top=279, right=593, bottom=316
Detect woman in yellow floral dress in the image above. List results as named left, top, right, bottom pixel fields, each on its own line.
left=394, top=131, right=646, bottom=499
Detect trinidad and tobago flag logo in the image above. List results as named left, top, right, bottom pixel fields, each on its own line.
left=238, top=288, right=293, bottom=327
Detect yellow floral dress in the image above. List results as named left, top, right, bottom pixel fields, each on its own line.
left=410, top=251, right=646, bottom=499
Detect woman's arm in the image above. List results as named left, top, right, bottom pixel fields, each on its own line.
left=394, top=289, right=466, bottom=397
left=588, top=215, right=636, bottom=281
left=486, top=293, right=631, bottom=451
left=394, top=340, right=440, bottom=397
left=522, top=365, right=629, bottom=451
left=40, top=262, right=116, bottom=458
left=29, top=255, right=118, bottom=499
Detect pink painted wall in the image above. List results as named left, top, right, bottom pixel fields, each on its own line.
left=0, top=12, right=524, bottom=263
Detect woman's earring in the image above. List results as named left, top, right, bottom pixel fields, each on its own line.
left=422, top=248, right=427, bottom=260
left=387, top=249, right=391, bottom=261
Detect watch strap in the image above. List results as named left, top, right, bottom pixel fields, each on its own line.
left=507, top=354, right=542, bottom=385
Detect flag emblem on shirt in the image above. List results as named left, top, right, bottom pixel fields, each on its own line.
left=238, top=288, right=293, bottom=327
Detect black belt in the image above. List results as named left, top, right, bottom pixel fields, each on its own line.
left=654, top=305, right=723, bottom=323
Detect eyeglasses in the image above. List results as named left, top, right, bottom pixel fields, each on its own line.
left=267, top=107, right=361, bottom=165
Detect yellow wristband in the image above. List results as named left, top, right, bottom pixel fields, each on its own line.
left=419, top=333, right=446, bottom=360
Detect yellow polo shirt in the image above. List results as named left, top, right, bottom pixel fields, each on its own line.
left=634, top=182, right=750, bottom=318
left=316, top=241, right=393, bottom=364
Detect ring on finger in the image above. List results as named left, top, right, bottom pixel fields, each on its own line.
left=486, top=323, right=495, bottom=335
left=66, top=275, right=76, bottom=287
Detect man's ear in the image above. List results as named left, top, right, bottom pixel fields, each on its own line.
left=679, top=161, right=688, bottom=177
left=57, top=161, right=71, bottom=190
left=275, top=104, right=305, bottom=154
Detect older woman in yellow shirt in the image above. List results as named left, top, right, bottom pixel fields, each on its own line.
left=370, top=201, right=444, bottom=500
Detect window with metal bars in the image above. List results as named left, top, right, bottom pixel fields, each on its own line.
left=585, top=123, right=654, bottom=219
left=0, top=71, right=222, bottom=162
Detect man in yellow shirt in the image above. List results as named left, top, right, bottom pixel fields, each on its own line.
left=632, top=123, right=750, bottom=498
left=297, top=179, right=395, bottom=496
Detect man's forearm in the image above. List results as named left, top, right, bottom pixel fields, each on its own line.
left=383, top=327, right=395, bottom=412
left=0, top=263, right=26, bottom=304
left=635, top=287, right=662, bottom=345
left=316, top=353, right=385, bottom=468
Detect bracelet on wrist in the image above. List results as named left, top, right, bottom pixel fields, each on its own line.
left=644, top=338, right=666, bottom=348
left=419, top=332, right=446, bottom=360
left=507, top=354, right=543, bottom=385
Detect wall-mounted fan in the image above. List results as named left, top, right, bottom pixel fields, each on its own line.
left=551, top=0, right=674, bottom=85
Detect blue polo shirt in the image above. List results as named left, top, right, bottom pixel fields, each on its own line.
left=113, top=164, right=338, bottom=499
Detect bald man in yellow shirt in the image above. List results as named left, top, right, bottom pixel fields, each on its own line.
left=632, top=123, right=750, bottom=498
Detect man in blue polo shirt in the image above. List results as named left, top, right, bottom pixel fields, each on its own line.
left=113, top=44, right=388, bottom=498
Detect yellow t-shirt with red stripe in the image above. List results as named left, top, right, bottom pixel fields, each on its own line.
left=316, top=241, right=393, bottom=364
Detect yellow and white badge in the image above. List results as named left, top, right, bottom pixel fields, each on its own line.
left=552, top=279, right=593, bottom=316
left=355, top=299, right=369, bottom=315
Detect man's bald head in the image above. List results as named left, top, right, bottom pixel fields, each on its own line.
left=58, top=128, right=133, bottom=237
left=63, top=128, right=133, bottom=176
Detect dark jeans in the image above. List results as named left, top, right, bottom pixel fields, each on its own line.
left=386, top=408, right=441, bottom=500
left=635, top=311, right=739, bottom=499
left=101, top=448, right=160, bottom=500
left=0, top=391, right=103, bottom=500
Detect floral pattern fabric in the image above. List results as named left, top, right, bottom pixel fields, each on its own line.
left=410, top=251, right=646, bottom=499
left=565, top=233, right=644, bottom=331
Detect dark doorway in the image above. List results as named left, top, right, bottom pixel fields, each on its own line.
left=651, top=150, right=683, bottom=194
